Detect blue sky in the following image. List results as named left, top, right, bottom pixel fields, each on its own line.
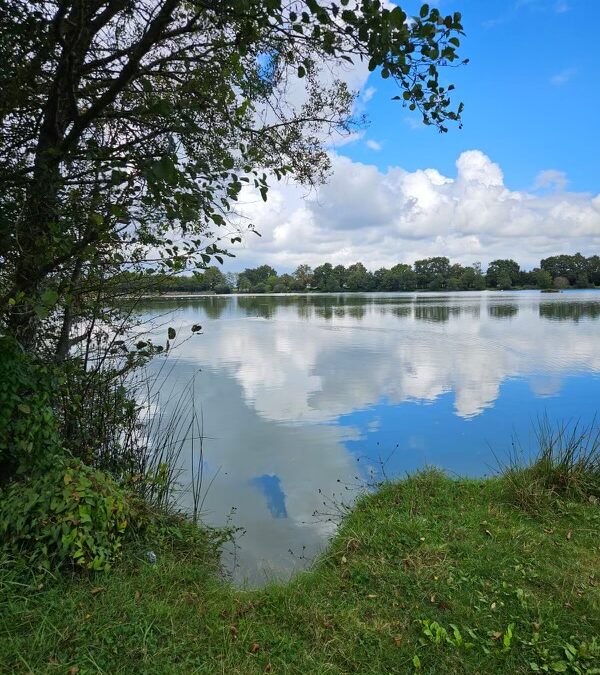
left=342, top=0, right=600, bottom=193
left=232, top=0, right=600, bottom=272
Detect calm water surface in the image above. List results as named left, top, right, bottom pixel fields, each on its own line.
left=140, top=291, right=600, bottom=584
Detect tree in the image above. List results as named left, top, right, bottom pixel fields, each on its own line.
left=345, top=262, right=372, bottom=291
left=196, top=266, right=226, bottom=292
left=472, top=270, right=487, bottom=290
left=238, top=265, right=277, bottom=291
left=374, top=264, right=415, bottom=291
left=265, top=274, right=279, bottom=291
left=225, top=272, right=239, bottom=290
left=587, top=256, right=600, bottom=286
left=458, top=266, right=485, bottom=290
left=312, top=263, right=335, bottom=291
left=496, top=271, right=512, bottom=290
left=0, top=1, right=465, bottom=351
left=396, top=266, right=418, bottom=291
left=275, top=274, right=295, bottom=293
left=540, top=253, right=587, bottom=285
left=534, top=269, right=553, bottom=289
left=486, top=259, right=520, bottom=288
left=414, top=257, right=451, bottom=289
left=293, top=265, right=313, bottom=290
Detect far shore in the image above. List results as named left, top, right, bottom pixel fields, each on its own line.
left=131, top=287, right=600, bottom=300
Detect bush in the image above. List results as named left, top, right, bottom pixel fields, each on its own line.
left=0, top=459, right=130, bottom=571
left=0, top=337, right=63, bottom=477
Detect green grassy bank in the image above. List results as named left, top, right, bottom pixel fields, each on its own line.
left=1, top=470, right=599, bottom=674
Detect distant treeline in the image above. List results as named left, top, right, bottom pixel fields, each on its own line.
left=123, top=253, right=600, bottom=294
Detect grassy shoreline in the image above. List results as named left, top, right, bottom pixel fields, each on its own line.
left=2, top=470, right=599, bottom=674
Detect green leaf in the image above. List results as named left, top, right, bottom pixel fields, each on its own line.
left=420, top=4, right=429, bottom=18
left=390, top=7, right=407, bottom=28
left=168, top=327, right=176, bottom=340
left=41, top=289, right=59, bottom=308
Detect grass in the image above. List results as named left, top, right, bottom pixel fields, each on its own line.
left=1, top=465, right=600, bottom=675
left=501, top=417, right=600, bottom=512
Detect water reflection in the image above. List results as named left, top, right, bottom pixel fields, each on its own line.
left=539, top=301, right=600, bottom=322
left=141, top=291, right=600, bottom=584
left=488, top=304, right=519, bottom=319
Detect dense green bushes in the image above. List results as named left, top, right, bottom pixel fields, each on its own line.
left=0, top=337, right=156, bottom=573
left=0, top=337, right=63, bottom=477
left=0, top=459, right=129, bottom=571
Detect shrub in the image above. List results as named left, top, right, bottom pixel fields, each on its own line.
left=0, top=337, right=63, bottom=477
left=0, top=459, right=130, bottom=571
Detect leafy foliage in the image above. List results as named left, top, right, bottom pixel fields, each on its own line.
left=0, top=459, right=129, bottom=571
left=141, top=253, right=600, bottom=295
left=0, top=0, right=465, bottom=350
left=0, top=337, right=62, bottom=476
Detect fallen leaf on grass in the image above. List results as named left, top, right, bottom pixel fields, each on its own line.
left=491, top=631, right=503, bottom=641
left=249, top=643, right=260, bottom=654
left=90, top=587, right=105, bottom=596
left=229, top=625, right=238, bottom=640
left=484, top=529, right=493, bottom=538
left=47, top=656, right=59, bottom=665
left=430, top=594, right=436, bottom=604
left=67, top=668, right=79, bottom=674
left=264, top=664, right=272, bottom=672
left=566, top=531, right=573, bottom=541
left=366, top=594, right=377, bottom=599
left=134, top=591, right=141, bottom=601
left=532, top=622, right=541, bottom=631
left=394, top=635, right=402, bottom=647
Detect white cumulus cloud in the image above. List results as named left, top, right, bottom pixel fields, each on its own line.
left=229, top=150, right=600, bottom=271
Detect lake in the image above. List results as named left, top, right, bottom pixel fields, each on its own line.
left=140, top=290, right=600, bottom=585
